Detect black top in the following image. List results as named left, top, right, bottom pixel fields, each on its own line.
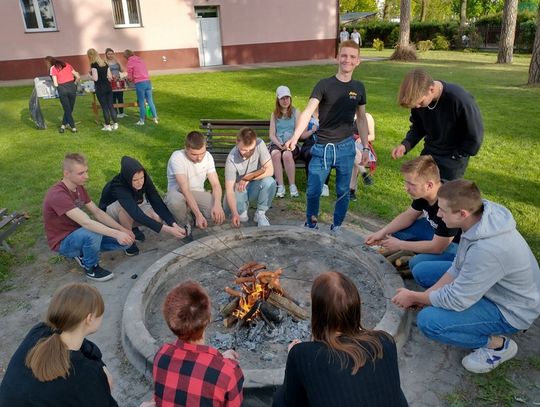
left=99, top=156, right=176, bottom=233
left=311, top=76, right=366, bottom=144
left=411, top=198, right=461, bottom=242
left=402, top=81, right=483, bottom=158
left=273, top=333, right=408, bottom=407
left=0, top=323, right=118, bottom=407
left=91, top=62, right=112, bottom=94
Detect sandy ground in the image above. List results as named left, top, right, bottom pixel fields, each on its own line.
left=1, top=204, right=539, bottom=407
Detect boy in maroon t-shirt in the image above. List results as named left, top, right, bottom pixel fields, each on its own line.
left=43, top=153, right=134, bottom=281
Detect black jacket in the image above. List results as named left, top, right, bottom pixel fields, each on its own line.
left=99, top=156, right=175, bottom=233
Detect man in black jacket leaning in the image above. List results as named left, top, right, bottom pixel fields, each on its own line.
left=391, top=68, right=484, bottom=181
left=99, top=156, right=186, bottom=255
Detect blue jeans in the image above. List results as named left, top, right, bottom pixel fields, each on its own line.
left=393, top=218, right=434, bottom=241
left=135, top=80, right=157, bottom=121
left=306, top=137, right=356, bottom=227
left=225, top=176, right=277, bottom=214
left=417, top=297, right=519, bottom=349
left=58, top=228, right=127, bottom=269
left=410, top=245, right=458, bottom=288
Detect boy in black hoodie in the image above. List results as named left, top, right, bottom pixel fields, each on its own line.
left=99, top=156, right=186, bottom=255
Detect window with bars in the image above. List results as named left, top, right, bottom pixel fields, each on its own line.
left=112, top=0, right=141, bottom=27
left=19, top=0, right=57, bottom=32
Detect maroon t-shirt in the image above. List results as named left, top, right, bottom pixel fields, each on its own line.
left=43, top=181, right=91, bottom=251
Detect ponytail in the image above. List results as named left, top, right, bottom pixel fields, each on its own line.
left=25, top=330, right=71, bottom=381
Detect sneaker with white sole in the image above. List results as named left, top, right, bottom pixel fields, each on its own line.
left=253, top=210, right=270, bottom=227
left=135, top=120, right=145, bottom=126
left=153, top=117, right=159, bottom=124
left=330, top=224, right=342, bottom=236
left=276, top=185, right=286, bottom=198
left=74, top=256, right=84, bottom=269
left=290, top=184, right=299, bottom=197
left=112, top=122, right=119, bottom=130
left=238, top=210, right=249, bottom=222
left=101, top=125, right=112, bottom=131
left=124, top=243, right=140, bottom=256
left=321, top=184, right=330, bottom=197
left=85, top=264, right=114, bottom=282
left=461, top=337, right=518, bottom=373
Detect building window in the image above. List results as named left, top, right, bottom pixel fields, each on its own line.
left=112, top=0, right=141, bottom=27
left=19, top=0, right=57, bottom=32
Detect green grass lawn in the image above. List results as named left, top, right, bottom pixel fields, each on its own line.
left=0, top=50, right=539, bottom=281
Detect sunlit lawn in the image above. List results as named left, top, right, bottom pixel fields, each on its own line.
left=0, top=49, right=538, bottom=280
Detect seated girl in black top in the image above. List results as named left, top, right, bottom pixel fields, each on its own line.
left=0, top=283, right=118, bottom=407
left=273, top=271, right=409, bottom=407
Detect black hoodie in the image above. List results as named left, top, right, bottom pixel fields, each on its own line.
left=99, top=156, right=175, bottom=233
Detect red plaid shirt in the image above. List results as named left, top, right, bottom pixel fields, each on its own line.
left=153, top=340, right=244, bottom=407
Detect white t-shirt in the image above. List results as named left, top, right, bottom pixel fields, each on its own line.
left=351, top=32, right=361, bottom=45
left=166, top=150, right=216, bottom=192
left=340, top=31, right=350, bottom=42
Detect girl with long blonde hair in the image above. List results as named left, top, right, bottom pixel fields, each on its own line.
left=87, top=48, right=118, bottom=131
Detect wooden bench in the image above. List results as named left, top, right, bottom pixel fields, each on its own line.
left=0, top=208, right=27, bottom=252
left=199, top=119, right=305, bottom=168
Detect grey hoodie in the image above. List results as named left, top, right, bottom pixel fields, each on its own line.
left=429, top=200, right=540, bottom=330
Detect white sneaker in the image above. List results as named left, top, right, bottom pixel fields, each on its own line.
left=112, top=122, right=119, bottom=130
left=153, top=117, right=159, bottom=124
left=330, top=224, right=342, bottom=236
left=238, top=210, right=249, bottom=222
left=461, top=337, right=518, bottom=373
left=135, top=120, right=145, bottom=126
left=254, top=210, right=270, bottom=227
left=117, top=113, right=125, bottom=118
left=276, top=185, right=286, bottom=198
left=101, top=125, right=112, bottom=131
left=321, top=184, right=330, bottom=197
left=290, top=184, right=299, bottom=197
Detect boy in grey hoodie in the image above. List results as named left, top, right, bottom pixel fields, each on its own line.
left=392, top=180, right=540, bottom=373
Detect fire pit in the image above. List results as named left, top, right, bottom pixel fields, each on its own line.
left=122, top=226, right=409, bottom=387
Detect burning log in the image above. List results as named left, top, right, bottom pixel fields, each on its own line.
left=267, top=292, right=309, bottom=321
left=221, top=298, right=240, bottom=317
left=223, top=316, right=238, bottom=328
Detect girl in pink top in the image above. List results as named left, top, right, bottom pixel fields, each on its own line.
left=45, top=56, right=80, bottom=133
left=123, top=49, right=158, bottom=126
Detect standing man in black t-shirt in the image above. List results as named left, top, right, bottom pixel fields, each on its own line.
left=286, top=40, right=369, bottom=233
left=365, top=156, right=460, bottom=287
left=391, top=68, right=483, bottom=181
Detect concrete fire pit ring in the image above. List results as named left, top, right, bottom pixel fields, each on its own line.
left=122, top=225, right=410, bottom=388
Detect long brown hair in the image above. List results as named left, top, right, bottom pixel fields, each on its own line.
left=25, top=283, right=105, bottom=382
left=311, top=271, right=391, bottom=374
left=273, top=97, right=293, bottom=120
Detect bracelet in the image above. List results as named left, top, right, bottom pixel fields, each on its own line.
left=362, top=147, right=370, bottom=152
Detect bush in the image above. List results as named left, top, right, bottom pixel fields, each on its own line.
left=372, top=38, right=385, bottom=51
left=432, top=34, right=450, bottom=50
left=417, top=40, right=433, bottom=52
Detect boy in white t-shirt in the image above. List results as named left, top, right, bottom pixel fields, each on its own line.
left=164, top=131, right=225, bottom=229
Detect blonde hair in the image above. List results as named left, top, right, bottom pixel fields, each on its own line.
left=398, top=68, right=434, bottom=108
left=123, top=49, right=135, bottom=59
left=400, top=155, right=440, bottom=183
left=86, top=48, right=106, bottom=68
left=25, top=283, right=105, bottom=382
left=62, top=153, right=87, bottom=171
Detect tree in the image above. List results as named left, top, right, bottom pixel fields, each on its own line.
left=420, top=0, right=429, bottom=21
left=340, top=0, right=378, bottom=12
left=528, top=2, right=540, bottom=84
left=390, top=0, right=417, bottom=60
left=460, top=0, right=467, bottom=29
left=497, top=0, right=519, bottom=63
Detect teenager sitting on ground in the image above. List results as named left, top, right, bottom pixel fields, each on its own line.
left=269, top=85, right=301, bottom=198
left=0, top=283, right=118, bottom=406
left=349, top=112, right=376, bottom=201
left=164, top=131, right=225, bottom=230
left=150, top=281, right=244, bottom=407
left=393, top=180, right=540, bottom=373
left=273, top=271, right=408, bottom=407
left=365, top=155, right=460, bottom=286
left=99, top=156, right=186, bottom=255
left=224, top=127, right=276, bottom=227
left=43, top=153, right=134, bottom=282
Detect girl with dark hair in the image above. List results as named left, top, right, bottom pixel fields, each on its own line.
left=105, top=48, right=126, bottom=117
left=45, top=55, right=80, bottom=133
left=0, top=283, right=118, bottom=406
left=273, top=271, right=408, bottom=407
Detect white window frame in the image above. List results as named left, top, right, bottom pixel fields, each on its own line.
left=19, top=0, right=58, bottom=32
left=112, top=0, right=142, bottom=28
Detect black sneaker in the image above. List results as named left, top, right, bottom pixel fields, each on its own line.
left=132, top=227, right=146, bottom=242
left=349, top=189, right=358, bottom=201
left=74, top=256, right=84, bottom=269
left=125, top=243, right=140, bottom=256
left=85, top=264, right=114, bottom=282
left=183, top=223, right=194, bottom=242
left=59, top=126, right=65, bottom=134
left=362, top=173, right=374, bottom=186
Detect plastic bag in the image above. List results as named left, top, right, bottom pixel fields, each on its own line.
left=29, top=88, right=47, bottom=129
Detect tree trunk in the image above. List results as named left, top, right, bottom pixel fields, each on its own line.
left=497, top=0, right=519, bottom=64
left=398, top=0, right=411, bottom=47
left=420, top=0, right=428, bottom=22
left=382, top=0, right=389, bottom=20
left=528, top=3, right=540, bottom=84
left=459, top=0, right=467, bottom=30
